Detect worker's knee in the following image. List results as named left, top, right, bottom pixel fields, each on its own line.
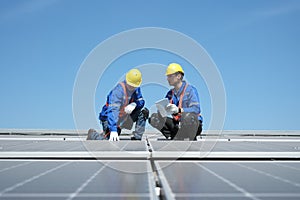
left=141, top=107, right=149, bottom=120
left=180, top=113, right=199, bottom=126
left=131, top=107, right=148, bottom=122
left=149, top=113, right=163, bottom=129
left=173, top=113, right=202, bottom=141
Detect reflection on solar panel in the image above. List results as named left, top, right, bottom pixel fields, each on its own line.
left=0, top=160, right=157, bottom=199
left=0, top=130, right=299, bottom=199
left=156, top=161, right=300, bottom=199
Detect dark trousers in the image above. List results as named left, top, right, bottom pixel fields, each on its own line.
left=149, top=112, right=202, bottom=140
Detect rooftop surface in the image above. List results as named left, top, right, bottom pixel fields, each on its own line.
left=0, top=130, right=299, bottom=199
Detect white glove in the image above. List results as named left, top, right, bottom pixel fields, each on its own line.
left=166, top=103, right=179, bottom=114
left=124, top=102, right=136, bottom=114
left=109, top=131, right=119, bottom=141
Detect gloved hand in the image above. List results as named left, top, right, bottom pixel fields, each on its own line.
left=109, top=131, right=119, bottom=141
left=124, top=102, right=136, bottom=114
left=166, top=103, right=179, bottom=114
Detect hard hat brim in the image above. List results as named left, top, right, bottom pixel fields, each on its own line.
left=126, top=79, right=141, bottom=87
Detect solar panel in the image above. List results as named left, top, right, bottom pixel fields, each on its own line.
left=155, top=161, right=300, bottom=199
left=0, top=160, right=158, bottom=200
left=0, top=140, right=150, bottom=159
left=149, top=141, right=300, bottom=159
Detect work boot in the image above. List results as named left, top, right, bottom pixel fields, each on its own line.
left=160, top=128, right=172, bottom=140
left=87, top=128, right=97, bottom=140
left=130, top=136, right=141, bottom=140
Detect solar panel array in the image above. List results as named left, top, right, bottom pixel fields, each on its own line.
left=0, top=130, right=299, bottom=199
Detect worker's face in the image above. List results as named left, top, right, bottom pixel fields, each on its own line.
left=167, top=73, right=181, bottom=86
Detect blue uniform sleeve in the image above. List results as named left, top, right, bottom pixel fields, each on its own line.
left=133, top=87, right=145, bottom=110
left=182, top=85, right=201, bottom=114
left=106, top=85, right=124, bottom=132
left=165, top=90, right=173, bottom=100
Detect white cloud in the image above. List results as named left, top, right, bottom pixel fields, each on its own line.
left=0, top=0, right=59, bottom=22
left=254, top=2, right=300, bottom=18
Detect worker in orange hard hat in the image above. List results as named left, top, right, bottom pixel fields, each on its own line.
left=149, top=63, right=203, bottom=140
left=87, top=68, right=149, bottom=141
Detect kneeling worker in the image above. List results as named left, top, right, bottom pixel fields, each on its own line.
left=87, top=68, right=149, bottom=141
left=149, top=63, right=203, bottom=140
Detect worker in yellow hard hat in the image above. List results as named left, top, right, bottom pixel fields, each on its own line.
left=149, top=63, right=203, bottom=140
left=87, top=68, right=149, bottom=141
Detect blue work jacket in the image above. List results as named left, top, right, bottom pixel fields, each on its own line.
left=99, top=81, right=145, bottom=132
left=165, top=81, right=203, bottom=121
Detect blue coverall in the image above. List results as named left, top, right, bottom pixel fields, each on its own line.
left=150, top=80, right=203, bottom=140
left=91, top=80, right=146, bottom=140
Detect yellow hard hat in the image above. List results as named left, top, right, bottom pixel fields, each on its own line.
left=165, top=63, right=184, bottom=75
left=126, top=68, right=142, bottom=87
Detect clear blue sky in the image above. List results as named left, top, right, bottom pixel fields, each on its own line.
left=0, top=0, right=299, bottom=130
